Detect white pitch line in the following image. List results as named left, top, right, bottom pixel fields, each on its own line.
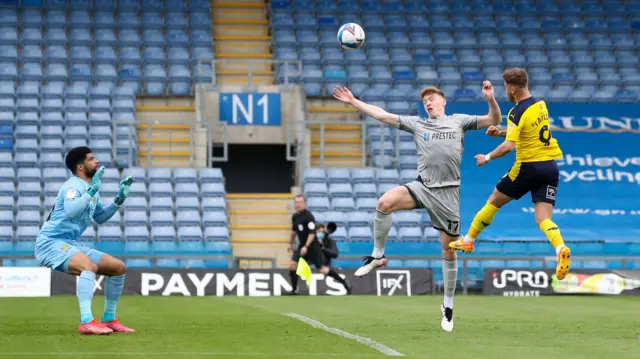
left=0, top=353, right=378, bottom=357
left=283, top=313, right=404, bottom=357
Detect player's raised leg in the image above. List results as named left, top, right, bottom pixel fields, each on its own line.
left=96, top=253, right=135, bottom=332
left=535, top=202, right=571, bottom=280
left=450, top=189, right=511, bottom=253
left=66, top=252, right=113, bottom=335
left=354, top=186, right=416, bottom=277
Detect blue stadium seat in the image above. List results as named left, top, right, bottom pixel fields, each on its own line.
left=178, top=226, right=203, bottom=241
left=124, top=210, right=148, bottom=227
left=125, top=226, right=150, bottom=242
left=331, top=197, right=355, bottom=212
left=202, top=197, right=226, bottom=212
left=348, top=226, right=373, bottom=241
left=176, top=210, right=201, bottom=227
left=303, top=168, right=326, bottom=184
left=307, top=197, right=330, bottom=212
left=152, top=226, right=177, bottom=242
left=125, top=259, right=152, bottom=268
left=0, top=197, right=13, bottom=211
left=353, top=183, right=377, bottom=198
left=150, top=196, right=173, bottom=212
left=304, top=183, right=328, bottom=197
left=17, top=196, right=40, bottom=212
left=198, top=168, right=223, bottom=184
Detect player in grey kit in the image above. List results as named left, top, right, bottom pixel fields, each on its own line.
left=332, top=83, right=501, bottom=331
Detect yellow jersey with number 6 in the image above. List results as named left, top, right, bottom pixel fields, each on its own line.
left=505, top=97, right=563, bottom=163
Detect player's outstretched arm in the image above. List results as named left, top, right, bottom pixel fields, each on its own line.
left=486, top=126, right=507, bottom=138
left=332, top=86, right=399, bottom=127
left=475, top=81, right=502, bottom=129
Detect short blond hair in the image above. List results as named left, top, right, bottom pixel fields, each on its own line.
left=420, top=86, right=445, bottom=100
left=503, top=68, right=528, bottom=88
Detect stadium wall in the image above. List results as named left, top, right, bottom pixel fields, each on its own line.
left=4, top=267, right=640, bottom=298
left=198, top=84, right=306, bottom=145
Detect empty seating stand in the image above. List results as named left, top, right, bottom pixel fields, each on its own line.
left=271, top=0, right=640, bottom=103
left=0, top=0, right=214, bottom=96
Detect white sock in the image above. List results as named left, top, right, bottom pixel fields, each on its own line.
left=371, top=211, right=392, bottom=258
left=442, top=258, right=458, bottom=308
left=444, top=295, right=454, bottom=309
left=372, top=246, right=385, bottom=258
left=555, top=244, right=564, bottom=256
left=462, top=234, right=475, bottom=243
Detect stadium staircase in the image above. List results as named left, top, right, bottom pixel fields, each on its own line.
left=227, top=193, right=293, bottom=268
left=135, top=98, right=198, bottom=168
left=212, top=1, right=274, bottom=85
left=307, top=99, right=364, bottom=168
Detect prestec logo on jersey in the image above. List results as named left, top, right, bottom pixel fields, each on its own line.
left=376, top=270, right=412, bottom=296
left=423, top=130, right=456, bottom=141
left=484, top=269, right=552, bottom=296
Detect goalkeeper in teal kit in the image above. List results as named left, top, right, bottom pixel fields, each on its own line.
left=35, top=147, right=135, bottom=335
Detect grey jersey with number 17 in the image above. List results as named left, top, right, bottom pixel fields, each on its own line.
left=398, top=114, right=479, bottom=188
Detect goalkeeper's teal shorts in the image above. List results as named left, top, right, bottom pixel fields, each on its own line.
left=35, top=239, right=105, bottom=273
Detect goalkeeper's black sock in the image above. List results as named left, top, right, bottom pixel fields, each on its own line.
left=289, top=270, right=298, bottom=292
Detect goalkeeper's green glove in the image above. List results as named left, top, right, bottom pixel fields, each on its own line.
left=114, top=176, right=135, bottom=206
left=87, top=166, right=105, bottom=197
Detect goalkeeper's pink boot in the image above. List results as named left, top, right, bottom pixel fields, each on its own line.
left=78, top=319, right=113, bottom=335
left=101, top=319, right=136, bottom=333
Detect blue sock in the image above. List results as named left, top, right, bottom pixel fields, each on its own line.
left=77, top=270, right=96, bottom=324
left=103, top=274, right=126, bottom=322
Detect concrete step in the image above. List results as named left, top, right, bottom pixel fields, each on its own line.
left=307, top=112, right=362, bottom=122
left=229, top=213, right=291, bottom=225
left=233, top=242, right=289, bottom=251
left=227, top=193, right=292, bottom=200
left=311, top=157, right=365, bottom=168
left=214, top=24, right=269, bottom=36
left=311, top=130, right=362, bottom=140
left=311, top=143, right=362, bottom=153
left=217, top=76, right=274, bottom=85
left=213, top=8, right=267, bottom=20
left=216, top=41, right=271, bottom=54
left=231, top=229, right=292, bottom=238
left=233, top=236, right=289, bottom=243
left=228, top=201, right=291, bottom=211
left=217, top=62, right=272, bottom=73
left=138, top=157, right=196, bottom=168
left=212, top=0, right=266, bottom=6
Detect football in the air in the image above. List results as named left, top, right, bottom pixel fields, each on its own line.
left=337, top=23, right=366, bottom=50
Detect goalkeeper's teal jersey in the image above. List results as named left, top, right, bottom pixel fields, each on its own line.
left=37, top=176, right=103, bottom=243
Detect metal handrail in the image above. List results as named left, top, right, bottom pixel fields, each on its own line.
left=287, top=119, right=367, bottom=169
left=196, top=59, right=303, bottom=87
left=113, top=118, right=227, bottom=168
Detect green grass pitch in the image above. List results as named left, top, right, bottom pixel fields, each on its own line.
left=0, top=296, right=638, bottom=359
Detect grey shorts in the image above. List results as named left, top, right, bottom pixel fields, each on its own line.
left=403, top=181, right=461, bottom=237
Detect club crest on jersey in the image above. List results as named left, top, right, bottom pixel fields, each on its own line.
left=423, top=131, right=430, bottom=141
left=65, top=189, right=77, bottom=200
left=61, top=244, right=70, bottom=251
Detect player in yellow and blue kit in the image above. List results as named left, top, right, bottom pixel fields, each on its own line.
left=35, top=147, right=136, bottom=334
left=449, top=68, right=571, bottom=280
